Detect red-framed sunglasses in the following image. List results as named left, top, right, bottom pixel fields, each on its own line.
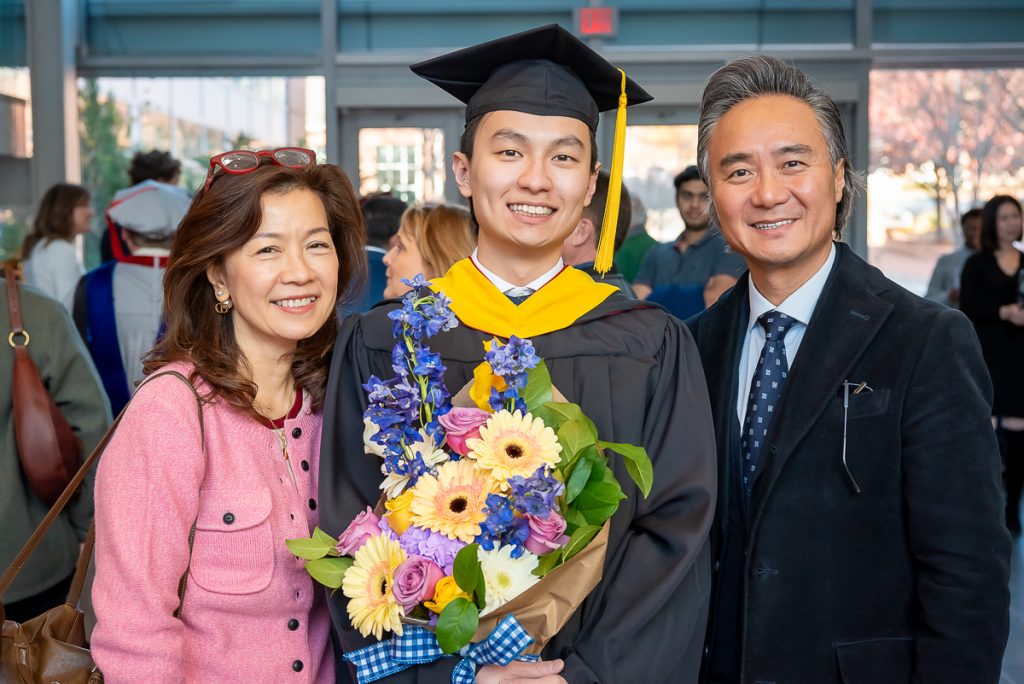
left=202, top=147, right=316, bottom=193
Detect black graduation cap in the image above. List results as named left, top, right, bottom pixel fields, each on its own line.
left=410, top=23, right=652, bottom=131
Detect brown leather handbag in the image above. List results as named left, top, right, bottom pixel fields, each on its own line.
left=1, top=370, right=203, bottom=684
left=5, top=265, right=82, bottom=505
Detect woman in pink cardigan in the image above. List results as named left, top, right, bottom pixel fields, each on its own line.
left=91, top=149, right=367, bottom=682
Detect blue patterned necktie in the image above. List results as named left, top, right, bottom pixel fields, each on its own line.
left=741, top=310, right=797, bottom=500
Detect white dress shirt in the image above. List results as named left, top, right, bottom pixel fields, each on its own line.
left=736, top=243, right=836, bottom=425
left=470, top=248, right=564, bottom=296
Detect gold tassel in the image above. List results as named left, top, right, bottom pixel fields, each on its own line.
left=594, top=68, right=629, bottom=276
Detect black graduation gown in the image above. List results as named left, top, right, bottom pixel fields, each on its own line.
left=318, top=290, right=717, bottom=684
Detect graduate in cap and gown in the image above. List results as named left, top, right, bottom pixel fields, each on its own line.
left=318, top=25, right=717, bottom=683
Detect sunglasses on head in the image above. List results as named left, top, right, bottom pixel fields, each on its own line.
left=202, top=147, right=316, bottom=193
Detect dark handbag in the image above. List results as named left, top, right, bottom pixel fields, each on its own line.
left=5, top=265, right=82, bottom=505
left=0, top=370, right=204, bottom=684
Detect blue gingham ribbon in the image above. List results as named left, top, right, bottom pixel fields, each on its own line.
left=343, top=615, right=537, bottom=683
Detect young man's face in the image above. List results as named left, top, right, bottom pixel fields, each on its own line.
left=453, top=110, right=598, bottom=263
left=676, top=178, right=710, bottom=231
left=707, top=94, right=844, bottom=287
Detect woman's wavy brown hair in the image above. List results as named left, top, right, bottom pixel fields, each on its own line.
left=144, top=161, right=367, bottom=414
left=22, top=183, right=89, bottom=258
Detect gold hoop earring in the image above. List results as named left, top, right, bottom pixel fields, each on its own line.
left=214, top=298, right=233, bottom=315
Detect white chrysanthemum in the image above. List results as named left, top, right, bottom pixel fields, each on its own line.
left=478, top=545, right=540, bottom=616
left=378, top=432, right=449, bottom=500
left=363, top=418, right=388, bottom=458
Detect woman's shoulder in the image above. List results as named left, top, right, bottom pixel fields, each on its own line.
left=132, top=361, right=209, bottom=409
left=32, top=238, right=77, bottom=261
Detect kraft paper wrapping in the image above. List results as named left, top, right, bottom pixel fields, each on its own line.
left=472, top=520, right=610, bottom=654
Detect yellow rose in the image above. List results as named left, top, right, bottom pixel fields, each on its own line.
left=384, top=489, right=415, bottom=535
left=424, top=576, right=471, bottom=614
left=469, top=360, right=507, bottom=412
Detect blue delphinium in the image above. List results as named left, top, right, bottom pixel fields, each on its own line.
left=370, top=277, right=458, bottom=485
left=508, top=466, right=564, bottom=517
left=485, top=336, right=541, bottom=413
left=476, top=493, right=530, bottom=558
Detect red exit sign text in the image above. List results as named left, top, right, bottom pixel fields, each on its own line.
left=577, top=7, right=618, bottom=37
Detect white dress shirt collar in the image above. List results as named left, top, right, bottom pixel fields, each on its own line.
left=746, top=242, right=837, bottom=333
left=470, top=248, right=564, bottom=294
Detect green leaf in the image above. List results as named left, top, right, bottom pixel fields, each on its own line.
left=599, top=440, right=654, bottom=498
left=530, top=404, right=560, bottom=429
left=474, top=564, right=487, bottom=610
left=533, top=548, right=563, bottom=577
left=312, top=527, right=342, bottom=556
left=286, top=536, right=335, bottom=561
left=573, top=464, right=626, bottom=525
left=559, top=443, right=598, bottom=481
left=523, top=362, right=553, bottom=411
left=563, top=507, right=588, bottom=531
left=541, top=402, right=584, bottom=424
left=558, top=418, right=598, bottom=465
left=453, top=543, right=480, bottom=595
left=304, top=557, right=353, bottom=589
left=579, top=480, right=626, bottom=506
left=436, top=598, right=480, bottom=654
left=565, top=452, right=594, bottom=503
left=561, top=524, right=601, bottom=563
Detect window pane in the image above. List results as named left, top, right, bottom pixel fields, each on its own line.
left=358, top=127, right=445, bottom=204
left=623, top=125, right=699, bottom=242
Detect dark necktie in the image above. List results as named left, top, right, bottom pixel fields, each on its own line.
left=505, top=287, right=534, bottom=306
left=741, top=310, right=797, bottom=500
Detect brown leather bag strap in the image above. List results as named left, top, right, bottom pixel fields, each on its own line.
left=0, top=369, right=204, bottom=600
left=66, top=522, right=96, bottom=606
left=4, top=264, right=25, bottom=339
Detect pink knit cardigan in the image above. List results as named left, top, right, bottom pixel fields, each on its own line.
left=92, top=363, right=334, bottom=683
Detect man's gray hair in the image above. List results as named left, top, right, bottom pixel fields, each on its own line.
left=696, top=55, right=864, bottom=238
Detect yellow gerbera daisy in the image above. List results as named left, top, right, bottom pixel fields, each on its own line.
left=341, top=534, right=406, bottom=640
left=410, top=459, right=492, bottom=543
left=465, top=410, right=561, bottom=485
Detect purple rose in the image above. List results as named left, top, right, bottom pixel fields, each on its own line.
left=439, top=407, right=490, bottom=456
left=392, top=555, right=445, bottom=613
left=524, top=511, right=569, bottom=556
left=399, top=525, right=465, bottom=575
left=336, top=507, right=381, bottom=556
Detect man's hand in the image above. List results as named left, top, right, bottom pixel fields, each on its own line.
left=476, top=658, right=566, bottom=684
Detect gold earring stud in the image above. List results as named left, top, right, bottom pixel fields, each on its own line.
left=214, top=298, right=233, bottom=315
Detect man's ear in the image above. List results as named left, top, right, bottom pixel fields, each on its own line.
left=582, top=163, right=601, bottom=208
left=120, top=228, right=135, bottom=253
left=452, top=152, right=473, bottom=199
left=833, top=159, right=846, bottom=205
left=568, top=218, right=594, bottom=248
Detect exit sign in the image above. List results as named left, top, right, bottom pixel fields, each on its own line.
left=576, top=7, right=618, bottom=38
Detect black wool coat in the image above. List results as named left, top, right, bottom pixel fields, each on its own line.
left=687, top=242, right=1011, bottom=684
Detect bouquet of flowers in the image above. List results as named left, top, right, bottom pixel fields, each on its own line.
left=288, top=277, right=652, bottom=679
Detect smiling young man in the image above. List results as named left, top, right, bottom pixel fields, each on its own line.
left=319, top=24, right=717, bottom=684
left=685, top=56, right=1011, bottom=683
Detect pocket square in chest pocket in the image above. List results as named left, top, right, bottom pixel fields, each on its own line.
left=190, top=487, right=274, bottom=595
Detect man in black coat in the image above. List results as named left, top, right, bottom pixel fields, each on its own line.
left=687, top=55, right=1011, bottom=683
